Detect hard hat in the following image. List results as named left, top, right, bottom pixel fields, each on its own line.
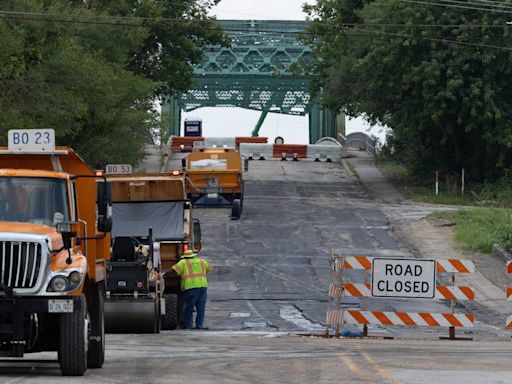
left=182, top=249, right=196, bottom=258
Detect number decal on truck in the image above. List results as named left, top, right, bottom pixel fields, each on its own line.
left=8, top=129, right=55, bottom=152
left=105, top=164, right=133, bottom=174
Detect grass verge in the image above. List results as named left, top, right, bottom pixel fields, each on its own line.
left=429, top=208, right=512, bottom=253
left=376, top=156, right=512, bottom=207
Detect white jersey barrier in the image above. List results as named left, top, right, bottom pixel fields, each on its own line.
left=202, top=137, right=236, bottom=148
left=307, top=144, right=342, bottom=162
left=239, top=143, right=274, bottom=160
left=240, top=143, right=343, bottom=162
left=326, top=254, right=475, bottom=338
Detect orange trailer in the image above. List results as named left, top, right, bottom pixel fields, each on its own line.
left=184, top=147, right=246, bottom=219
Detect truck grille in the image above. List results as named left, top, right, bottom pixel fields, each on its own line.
left=0, top=242, right=42, bottom=289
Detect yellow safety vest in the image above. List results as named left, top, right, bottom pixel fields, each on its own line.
left=172, top=257, right=211, bottom=291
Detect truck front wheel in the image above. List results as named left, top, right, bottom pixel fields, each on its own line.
left=58, top=294, right=88, bottom=376
left=87, top=283, right=105, bottom=368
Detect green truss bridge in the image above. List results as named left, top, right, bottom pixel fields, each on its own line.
left=163, top=20, right=344, bottom=143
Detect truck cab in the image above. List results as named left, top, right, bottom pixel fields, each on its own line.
left=0, top=130, right=111, bottom=376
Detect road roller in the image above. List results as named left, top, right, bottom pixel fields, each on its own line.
left=104, top=172, right=201, bottom=332
left=183, top=147, right=247, bottom=219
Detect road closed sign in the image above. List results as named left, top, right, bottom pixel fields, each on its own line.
left=371, top=258, right=436, bottom=299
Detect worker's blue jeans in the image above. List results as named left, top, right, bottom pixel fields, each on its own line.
left=182, top=287, right=207, bottom=329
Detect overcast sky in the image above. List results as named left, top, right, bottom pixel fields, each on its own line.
left=180, top=0, right=387, bottom=144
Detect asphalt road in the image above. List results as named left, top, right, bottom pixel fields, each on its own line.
left=3, top=333, right=512, bottom=383
left=198, top=159, right=454, bottom=334
left=4, top=155, right=512, bottom=382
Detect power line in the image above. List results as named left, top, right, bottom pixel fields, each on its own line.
left=399, top=0, right=512, bottom=14
left=1, top=11, right=512, bottom=52
left=439, top=0, right=512, bottom=10
left=0, top=13, right=510, bottom=31
left=2, top=9, right=512, bottom=29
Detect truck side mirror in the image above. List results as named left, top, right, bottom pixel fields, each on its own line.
left=193, top=219, right=202, bottom=251
left=97, top=181, right=112, bottom=233
left=97, top=181, right=112, bottom=216
left=244, top=158, right=249, bottom=172
left=97, top=216, right=112, bottom=233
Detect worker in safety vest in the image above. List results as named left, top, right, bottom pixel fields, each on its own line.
left=164, top=249, right=212, bottom=329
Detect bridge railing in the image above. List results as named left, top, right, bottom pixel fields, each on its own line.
left=343, top=132, right=377, bottom=156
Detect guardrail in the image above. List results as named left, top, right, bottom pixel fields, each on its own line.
left=345, top=132, right=376, bottom=156
left=326, top=254, right=475, bottom=339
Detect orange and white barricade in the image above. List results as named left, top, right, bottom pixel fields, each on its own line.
left=506, top=261, right=512, bottom=328
left=326, top=255, right=476, bottom=338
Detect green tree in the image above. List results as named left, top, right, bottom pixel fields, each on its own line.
left=305, top=0, right=512, bottom=182
left=0, top=0, right=225, bottom=168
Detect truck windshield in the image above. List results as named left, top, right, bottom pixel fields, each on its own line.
left=0, top=177, right=70, bottom=226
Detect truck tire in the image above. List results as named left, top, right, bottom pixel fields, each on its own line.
left=59, top=294, right=88, bottom=376
left=240, top=181, right=245, bottom=212
left=87, top=284, right=105, bottom=368
left=161, top=294, right=179, bottom=330
left=231, top=199, right=242, bottom=220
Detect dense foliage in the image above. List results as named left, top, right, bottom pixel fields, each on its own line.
left=305, top=0, right=512, bottom=182
left=0, top=0, right=225, bottom=167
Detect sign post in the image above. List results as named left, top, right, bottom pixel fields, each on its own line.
left=371, top=258, right=436, bottom=299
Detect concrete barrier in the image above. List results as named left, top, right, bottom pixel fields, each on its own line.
left=273, top=144, right=308, bottom=159
left=236, top=137, right=268, bottom=148
left=239, top=143, right=274, bottom=160
left=203, top=137, right=236, bottom=148
left=307, top=144, right=342, bottom=162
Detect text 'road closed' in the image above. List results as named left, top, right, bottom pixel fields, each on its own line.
left=371, top=258, right=436, bottom=299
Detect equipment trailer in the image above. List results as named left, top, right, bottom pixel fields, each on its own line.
left=184, top=147, right=246, bottom=219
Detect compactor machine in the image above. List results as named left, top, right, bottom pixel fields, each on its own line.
left=105, top=172, right=201, bottom=332
left=184, top=147, right=246, bottom=219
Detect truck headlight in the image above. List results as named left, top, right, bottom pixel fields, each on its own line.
left=50, top=276, right=68, bottom=292
left=46, top=267, right=85, bottom=293
left=69, top=271, right=82, bottom=284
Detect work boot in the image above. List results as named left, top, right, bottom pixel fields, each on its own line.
left=195, top=326, right=209, bottom=330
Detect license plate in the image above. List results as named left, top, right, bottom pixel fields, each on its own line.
left=48, top=300, right=74, bottom=313
left=207, top=193, right=218, bottom=199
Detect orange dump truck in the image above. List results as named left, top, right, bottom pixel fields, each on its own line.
left=0, top=130, right=112, bottom=376
left=184, top=147, right=247, bottom=219
left=105, top=172, right=201, bottom=331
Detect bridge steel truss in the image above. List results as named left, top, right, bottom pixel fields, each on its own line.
left=163, top=20, right=342, bottom=143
